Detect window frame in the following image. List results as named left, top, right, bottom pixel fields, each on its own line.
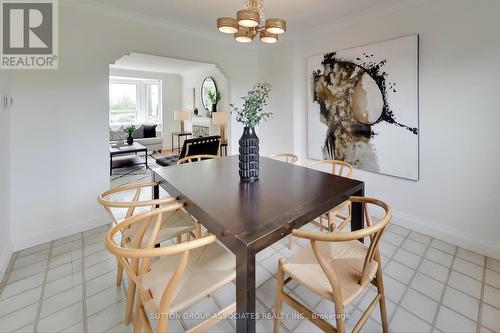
left=109, top=76, right=163, bottom=126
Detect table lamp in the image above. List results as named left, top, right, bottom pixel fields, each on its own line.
left=212, top=112, right=228, bottom=142
left=174, top=110, right=191, bottom=133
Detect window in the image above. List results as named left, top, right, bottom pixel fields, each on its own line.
left=109, top=77, right=162, bottom=125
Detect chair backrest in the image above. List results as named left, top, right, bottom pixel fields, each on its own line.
left=268, top=153, right=298, bottom=164
left=305, top=160, right=353, bottom=178
left=105, top=205, right=217, bottom=332
left=179, top=135, right=221, bottom=159
left=177, top=154, right=220, bottom=165
left=97, top=182, right=176, bottom=224
left=292, top=196, right=391, bottom=288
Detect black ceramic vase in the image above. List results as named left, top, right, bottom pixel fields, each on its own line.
left=239, top=127, right=259, bottom=182
left=127, top=133, right=134, bottom=145
left=211, top=103, right=217, bottom=113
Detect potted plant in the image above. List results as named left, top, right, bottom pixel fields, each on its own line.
left=231, top=82, right=272, bottom=182
left=207, top=90, right=221, bottom=114
left=124, top=125, right=136, bottom=145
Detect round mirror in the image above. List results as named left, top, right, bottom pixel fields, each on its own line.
left=201, top=77, right=218, bottom=111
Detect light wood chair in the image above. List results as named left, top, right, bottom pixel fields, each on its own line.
left=273, top=196, right=392, bottom=333
left=105, top=205, right=236, bottom=333
left=306, top=160, right=354, bottom=232
left=98, top=182, right=200, bottom=324
left=268, top=153, right=299, bottom=164
left=177, top=154, right=220, bottom=165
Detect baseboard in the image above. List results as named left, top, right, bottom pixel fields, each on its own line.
left=0, top=240, right=14, bottom=283
left=390, top=210, right=500, bottom=260
left=12, top=215, right=109, bottom=252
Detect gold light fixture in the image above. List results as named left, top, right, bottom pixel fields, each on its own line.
left=217, top=0, right=286, bottom=44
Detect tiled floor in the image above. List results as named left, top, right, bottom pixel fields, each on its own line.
left=1, top=165, right=500, bottom=333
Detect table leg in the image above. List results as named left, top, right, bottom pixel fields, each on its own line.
left=351, top=187, right=365, bottom=243
left=236, top=247, right=256, bottom=333
left=178, top=136, right=181, bottom=153
left=145, top=151, right=148, bottom=170
left=110, top=155, right=112, bottom=176
left=152, top=175, right=160, bottom=208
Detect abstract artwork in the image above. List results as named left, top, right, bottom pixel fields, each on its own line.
left=308, top=35, right=419, bottom=180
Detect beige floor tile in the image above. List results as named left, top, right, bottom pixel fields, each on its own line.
left=435, top=305, right=476, bottom=333
left=482, top=304, right=500, bottom=333
left=87, top=299, right=126, bottom=333
left=448, top=270, right=482, bottom=298
left=40, top=286, right=82, bottom=318
left=483, top=285, right=500, bottom=309
left=487, top=257, right=500, bottom=273
left=393, top=248, right=421, bottom=269
left=44, top=272, right=82, bottom=299
left=37, top=301, right=83, bottom=332
left=400, top=288, right=438, bottom=324
left=385, top=260, right=415, bottom=284
left=0, top=286, right=42, bottom=317
left=425, top=247, right=453, bottom=267
left=457, top=248, right=485, bottom=266
left=13, top=250, right=49, bottom=270
left=486, top=269, right=500, bottom=289
left=0, top=303, right=38, bottom=332
left=402, top=239, right=427, bottom=256
left=1, top=272, right=45, bottom=299
left=410, top=273, right=444, bottom=302
left=430, top=239, right=456, bottom=255
left=408, top=232, right=431, bottom=245
left=382, top=275, right=407, bottom=303
left=86, top=285, right=127, bottom=316
left=16, top=243, right=50, bottom=258
left=453, top=257, right=483, bottom=280
left=8, top=261, right=47, bottom=284
left=442, top=287, right=479, bottom=320
left=390, top=307, right=432, bottom=333
left=419, top=259, right=449, bottom=282
left=381, top=231, right=405, bottom=246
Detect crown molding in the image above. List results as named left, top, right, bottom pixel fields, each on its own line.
left=295, top=0, right=428, bottom=41
left=60, top=0, right=256, bottom=49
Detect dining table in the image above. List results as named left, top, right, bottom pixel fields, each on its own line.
left=152, top=156, right=365, bottom=333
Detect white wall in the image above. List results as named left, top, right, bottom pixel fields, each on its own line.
left=109, top=68, right=182, bottom=149
left=8, top=3, right=258, bottom=250
left=0, top=71, right=13, bottom=279
left=289, top=0, right=500, bottom=258
left=181, top=64, right=228, bottom=141
left=257, top=43, right=295, bottom=156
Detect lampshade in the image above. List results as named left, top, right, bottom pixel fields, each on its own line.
left=265, top=18, right=286, bottom=34
left=235, top=28, right=253, bottom=43
left=212, top=112, right=228, bottom=125
left=260, top=30, right=278, bottom=44
left=237, top=9, right=260, bottom=28
left=217, top=17, right=238, bottom=34
left=174, top=110, right=191, bottom=121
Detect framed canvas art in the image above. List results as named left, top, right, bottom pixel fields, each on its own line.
left=307, top=35, right=419, bottom=180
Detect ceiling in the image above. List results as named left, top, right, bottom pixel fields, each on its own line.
left=80, top=0, right=406, bottom=37
left=111, top=53, right=213, bottom=74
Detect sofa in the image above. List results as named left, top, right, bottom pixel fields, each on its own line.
left=110, top=124, right=163, bottom=152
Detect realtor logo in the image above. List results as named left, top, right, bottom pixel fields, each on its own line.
left=1, top=0, right=58, bottom=69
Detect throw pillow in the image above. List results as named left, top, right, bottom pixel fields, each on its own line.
left=143, top=124, right=157, bottom=138
left=132, top=125, right=144, bottom=139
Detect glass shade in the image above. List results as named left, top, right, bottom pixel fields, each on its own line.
left=217, top=17, right=238, bottom=34
left=237, top=9, right=260, bottom=28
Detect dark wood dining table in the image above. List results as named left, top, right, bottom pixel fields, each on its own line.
left=152, top=156, right=365, bottom=333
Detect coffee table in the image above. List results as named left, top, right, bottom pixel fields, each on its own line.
left=110, top=142, right=148, bottom=175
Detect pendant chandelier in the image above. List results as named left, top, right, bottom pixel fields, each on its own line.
left=216, top=0, right=286, bottom=44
